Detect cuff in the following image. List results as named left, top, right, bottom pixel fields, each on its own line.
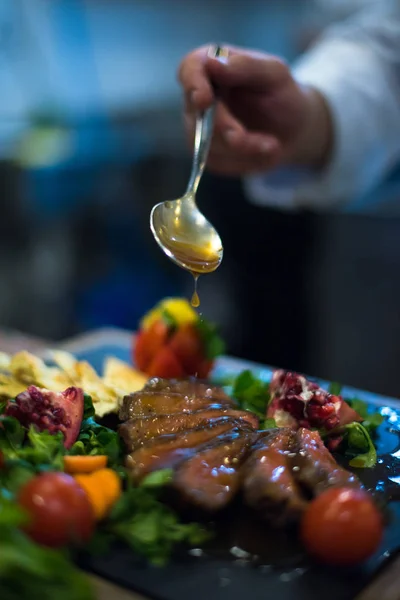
left=246, top=38, right=400, bottom=210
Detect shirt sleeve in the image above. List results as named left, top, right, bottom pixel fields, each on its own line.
left=245, top=4, right=400, bottom=211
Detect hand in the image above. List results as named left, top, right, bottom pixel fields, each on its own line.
left=178, top=45, right=333, bottom=176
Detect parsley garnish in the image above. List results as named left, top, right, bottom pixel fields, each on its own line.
left=96, top=470, right=210, bottom=566
left=230, top=370, right=273, bottom=428
left=196, top=318, right=226, bottom=360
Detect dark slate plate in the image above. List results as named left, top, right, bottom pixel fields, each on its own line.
left=67, top=337, right=400, bottom=600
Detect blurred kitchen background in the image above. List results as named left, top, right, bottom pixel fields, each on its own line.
left=1, top=0, right=400, bottom=396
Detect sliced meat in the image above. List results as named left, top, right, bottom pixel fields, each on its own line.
left=173, top=429, right=256, bottom=512
left=125, top=420, right=249, bottom=482
left=292, top=427, right=362, bottom=496
left=119, top=408, right=259, bottom=451
left=143, top=377, right=230, bottom=403
left=119, top=391, right=233, bottom=420
left=241, top=428, right=308, bottom=525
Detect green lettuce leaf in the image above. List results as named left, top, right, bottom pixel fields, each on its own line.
left=68, top=394, right=123, bottom=467
left=68, top=417, right=122, bottom=467
left=232, top=370, right=271, bottom=424
left=328, top=382, right=342, bottom=396
left=101, top=469, right=210, bottom=566
left=196, top=319, right=226, bottom=360
left=341, top=422, right=377, bottom=468
left=345, top=398, right=384, bottom=436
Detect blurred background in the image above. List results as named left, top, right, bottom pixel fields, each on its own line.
left=1, top=0, right=400, bottom=396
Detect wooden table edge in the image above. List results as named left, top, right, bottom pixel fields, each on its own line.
left=355, top=554, right=400, bottom=600
left=89, top=574, right=148, bottom=600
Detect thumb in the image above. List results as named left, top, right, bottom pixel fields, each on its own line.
left=205, top=51, right=288, bottom=91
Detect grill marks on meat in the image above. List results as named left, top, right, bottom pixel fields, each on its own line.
left=119, top=408, right=259, bottom=452
left=143, top=377, right=230, bottom=402
left=292, top=428, right=362, bottom=496
left=241, top=429, right=308, bottom=525
left=173, top=429, right=257, bottom=512
left=119, top=378, right=361, bottom=523
left=120, top=392, right=234, bottom=420
left=241, top=428, right=361, bottom=525
left=126, top=421, right=251, bottom=482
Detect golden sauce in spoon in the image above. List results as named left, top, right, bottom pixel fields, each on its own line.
left=163, top=239, right=222, bottom=308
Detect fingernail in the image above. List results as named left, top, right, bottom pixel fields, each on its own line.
left=208, top=45, right=229, bottom=64
left=216, top=54, right=229, bottom=65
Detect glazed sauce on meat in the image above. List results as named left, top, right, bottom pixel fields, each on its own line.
left=114, top=379, right=400, bottom=580
left=187, top=427, right=400, bottom=570
left=161, top=240, right=221, bottom=307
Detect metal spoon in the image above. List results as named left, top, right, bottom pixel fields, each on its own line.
left=150, top=44, right=226, bottom=275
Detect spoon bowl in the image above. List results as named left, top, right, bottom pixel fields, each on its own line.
left=150, top=44, right=226, bottom=276
left=150, top=193, right=223, bottom=274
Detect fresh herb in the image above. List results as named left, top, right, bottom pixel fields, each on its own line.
left=327, top=381, right=384, bottom=437
left=0, top=416, right=25, bottom=456
left=139, top=468, right=173, bottom=488
left=345, top=422, right=378, bottom=468
left=196, top=319, right=226, bottom=360
left=0, top=417, right=66, bottom=493
left=68, top=395, right=123, bottom=468
left=264, top=418, right=277, bottom=429
left=69, top=419, right=122, bottom=465
left=0, top=417, right=65, bottom=470
left=328, top=382, right=342, bottom=396
left=324, top=422, right=377, bottom=468
left=0, top=496, right=94, bottom=600
left=100, top=470, right=210, bottom=566
left=83, top=393, right=95, bottom=420
left=346, top=397, right=384, bottom=436
left=232, top=370, right=271, bottom=425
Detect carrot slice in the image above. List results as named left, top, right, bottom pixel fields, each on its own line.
left=74, top=469, right=122, bottom=521
left=91, top=468, right=122, bottom=511
left=64, top=455, right=108, bottom=474
left=74, top=474, right=109, bottom=521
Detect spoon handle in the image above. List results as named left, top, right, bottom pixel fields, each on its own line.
left=185, top=44, right=227, bottom=197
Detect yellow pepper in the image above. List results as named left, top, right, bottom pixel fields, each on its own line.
left=140, top=297, right=198, bottom=330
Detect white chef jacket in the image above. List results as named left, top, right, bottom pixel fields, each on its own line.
left=245, top=1, right=400, bottom=211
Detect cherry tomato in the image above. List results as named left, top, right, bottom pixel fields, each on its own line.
left=147, top=346, right=185, bottom=379
left=18, top=472, right=95, bottom=548
left=134, top=320, right=169, bottom=371
left=169, top=323, right=205, bottom=375
left=196, top=358, right=214, bottom=379
left=300, top=487, right=383, bottom=566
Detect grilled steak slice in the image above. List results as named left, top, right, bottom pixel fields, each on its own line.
left=173, top=429, right=256, bottom=512
left=143, top=377, right=230, bottom=402
left=119, top=408, right=259, bottom=452
left=125, top=420, right=248, bottom=482
left=292, top=427, right=362, bottom=496
left=242, top=428, right=308, bottom=525
left=119, top=391, right=233, bottom=420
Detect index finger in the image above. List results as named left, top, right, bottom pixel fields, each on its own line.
left=177, top=45, right=217, bottom=110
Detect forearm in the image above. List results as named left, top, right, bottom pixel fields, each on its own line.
left=288, top=85, right=334, bottom=171
left=246, top=4, right=400, bottom=209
